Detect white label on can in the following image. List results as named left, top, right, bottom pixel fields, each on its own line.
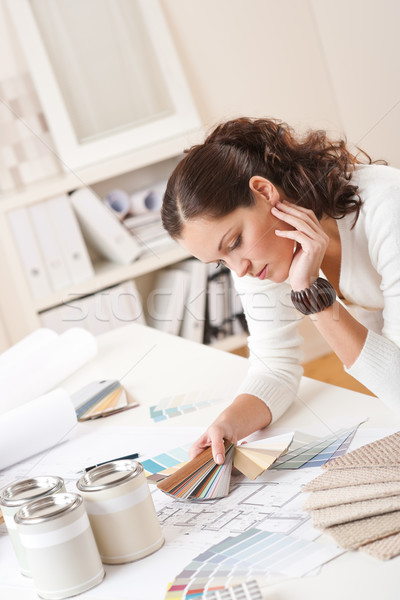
left=84, top=482, right=150, bottom=515
left=19, top=513, right=91, bottom=549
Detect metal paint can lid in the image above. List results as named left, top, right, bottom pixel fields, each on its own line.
left=14, top=492, right=82, bottom=525
left=0, top=476, right=64, bottom=508
left=77, top=460, right=143, bottom=492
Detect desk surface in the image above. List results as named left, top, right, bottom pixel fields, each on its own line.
left=1, top=324, right=400, bottom=600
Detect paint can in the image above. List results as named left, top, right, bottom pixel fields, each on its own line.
left=14, top=492, right=105, bottom=599
left=0, top=475, right=65, bottom=576
left=76, top=459, right=164, bottom=564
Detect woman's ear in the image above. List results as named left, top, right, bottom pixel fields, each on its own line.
left=249, top=176, right=277, bottom=206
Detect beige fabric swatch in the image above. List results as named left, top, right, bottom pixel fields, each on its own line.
left=303, top=466, right=400, bottom=492
left=325, top=511, right=400, bottom=550
left=323, top=431, right=400, bottom=469
left=360, top=531, right=400, bottom=560
left=311, top=495, right=400, bottom=529
left=303, top=481, right=400, bottom=511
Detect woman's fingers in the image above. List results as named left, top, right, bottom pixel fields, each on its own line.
left=272, top=201, right=323, bottom=237
left=275, top=228, right=327, bottom=255
left=189, top=423, right=235, bottom=464
left=189, top=432, right=211, bottom=459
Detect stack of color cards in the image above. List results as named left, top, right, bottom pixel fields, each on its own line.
left=271, top=423, right=362, bottom=470
left=157, top=433, right=293, bottom=500
left=165, top=527, right=344, bottom=599
left=72, top=379, right=139, bottom=421
left=302, top=430, right=400, bottom=560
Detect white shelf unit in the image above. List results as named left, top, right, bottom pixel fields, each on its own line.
left=0, top=132, right=249, bottom=355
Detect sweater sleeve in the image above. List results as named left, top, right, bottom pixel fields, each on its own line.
left=346, top=184, right=400, bottom=411
left=232, top=273, right=303, bottom=423
left=346, top=330, right=400, bottom=412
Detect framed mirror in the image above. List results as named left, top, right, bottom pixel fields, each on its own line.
left=7, top=0, right=201, bottom=170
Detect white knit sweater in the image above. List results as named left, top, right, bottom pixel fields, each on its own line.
left=233, top=163, right=400, bottom=421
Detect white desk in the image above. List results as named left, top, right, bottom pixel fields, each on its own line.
left=1, top=324, right=400, bottom=600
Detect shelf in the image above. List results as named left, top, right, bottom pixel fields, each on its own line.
left=0, top=128, right=203, bottom=211
left=35, top=243, right=191, bottom=312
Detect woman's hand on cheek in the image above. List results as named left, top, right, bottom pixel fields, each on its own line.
left=189, top=420, right=237, bottom=465
left=272, top=200, right=329, bottom=290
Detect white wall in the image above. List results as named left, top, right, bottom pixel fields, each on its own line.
left=0, top=0, right=26, bottom=78
left=160, top=0, right=342, bottom=134
left=311, top=0, right=400, bottom=167
left=160, top=0, right=400, bottom=166
left=2, top=0, right=400, bottom=165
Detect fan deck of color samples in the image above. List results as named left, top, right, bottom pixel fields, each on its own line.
left=74, top=380, right=139, bottom=421
left=157, top=433, right=293, bottom=500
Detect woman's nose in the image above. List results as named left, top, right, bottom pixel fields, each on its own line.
left=231, top=257, right=250, bottom=278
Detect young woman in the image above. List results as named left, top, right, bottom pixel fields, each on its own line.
left=161, top=117, right=400, bottom=465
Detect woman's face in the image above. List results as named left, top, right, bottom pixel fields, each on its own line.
left=179, top=178, right=295, bottom=283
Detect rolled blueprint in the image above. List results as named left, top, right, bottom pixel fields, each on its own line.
left=0, top=328, right=58, bottom=373
left=0, top=388, right=77, bottom=470
left=0, top=328, right=97, bottom=414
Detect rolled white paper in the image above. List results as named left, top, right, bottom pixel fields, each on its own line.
left=130, top=182, right=165, bottom=216
left=0, top=328, right=58, bottom=374
left=0, top=328, right=97, bottom=415
left=0, top=388, right=77, bottom=470
left=104, top=189, right=131, bottom=220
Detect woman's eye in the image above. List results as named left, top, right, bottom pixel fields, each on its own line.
left=230, top=235, right=242, bottom=251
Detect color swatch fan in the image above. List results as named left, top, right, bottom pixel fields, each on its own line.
left=157, top=432, right=293, bottom=500
left=72, top=379, right=139, bottom=421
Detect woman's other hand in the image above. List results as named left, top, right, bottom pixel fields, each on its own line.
left=272, top=200, right=329, bottom=290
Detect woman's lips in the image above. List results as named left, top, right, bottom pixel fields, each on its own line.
left=255, top=265, right=267, bottom=279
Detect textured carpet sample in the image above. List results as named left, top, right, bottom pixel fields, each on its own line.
left=360, top=531, right=400, bottom=560
left=302, top=430, right=400, bottom=560
left=303, top=481, right=400, bottom=510
left=325, top=511, right=400, bottom=550
left=311, top=495, right=400, bottom=529
left=322, top=432, right=400, bottom=469
left=303, top=466, right=400, bottom=492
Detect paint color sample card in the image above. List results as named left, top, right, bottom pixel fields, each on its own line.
left=142, top=444, right=191, bottom=482
left=203, top=580, right=262, bottom=600
left=271, top=423, right=363, bottom=470
left=150, top=390, right=226, bottom=422
left=165, top=528, right=344, bottom=598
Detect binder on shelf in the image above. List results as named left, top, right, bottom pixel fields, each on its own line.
left=41, top=293, right=112, bottom=337
left=39, top=305, right=68, bottom=334
left=229, top=275, right=248, bottom=336
left=178, top=259, right=208, bottom=343
left=206, top=266, right=231, bottom=343
left=46, top=194, right=95, bottom=285
left=70, top=188, right=141, bottom=265
left=108, top=280, right=146, bottom=329
left=148, top=269, right=190, bottom=336
left=7, top=207, right=52, bottom=300
left=28, top=202, right=71, bottom=291
left=40, top=280, right=146, bottom=336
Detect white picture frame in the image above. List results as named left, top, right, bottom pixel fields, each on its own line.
left=7, top=0, right=201, bottom=171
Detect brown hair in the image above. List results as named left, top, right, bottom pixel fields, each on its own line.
left=162, top=117, right=382, bottom=238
